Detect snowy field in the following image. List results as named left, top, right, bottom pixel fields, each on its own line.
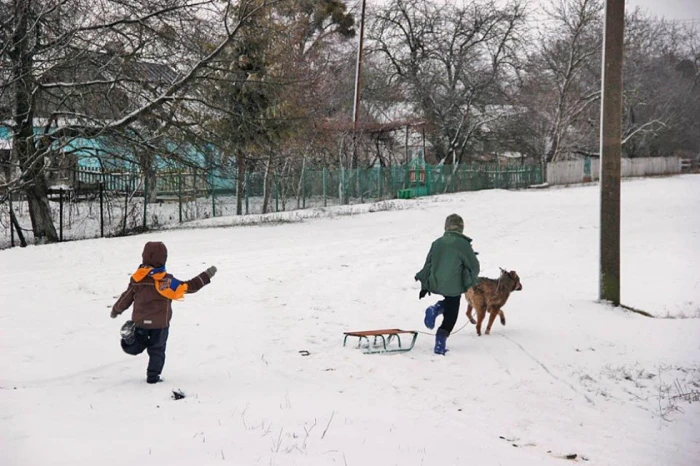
left=1, top=175, right=699, bottom=466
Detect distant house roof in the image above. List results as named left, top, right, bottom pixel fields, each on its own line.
left=84, top=52, right=179, bottom=85
left=32, top=51, right=180, bottom=120
left=320, top=118, right=426, bottom=134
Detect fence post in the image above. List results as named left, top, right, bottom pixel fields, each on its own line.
left=9, top=192, right=14, bottom=247
left=99, top=182, right=104, bottom=238
left=377, top=166, right=382, bottom=199
left=426, top=165, right=432, bottom=195
left=390, top=166, right=394, bottom=198
left=178, top=170, right=183, bottom=223
left=359, top=169, right=364, bottom=203
left=275, top=174, right=279, bottom=212
left=341, top=166, right=347, bottom=205
left=143, top=174, right=148, bottom=230
left=322, top=167, right=327, bottom=207
left=245, top=170, right=249, bottom=215
left=211, top=182, right=216, bottom=218
left=123, top=185, right=128, bottom=235
left=59, top=188, right=64, bottom=242
left=302, top=168, right=306, bottom=209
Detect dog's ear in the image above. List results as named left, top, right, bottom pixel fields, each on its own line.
left=499, top=267, right=507, bottom=274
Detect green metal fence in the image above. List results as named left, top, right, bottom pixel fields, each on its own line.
left=71, top=162, right=543, bottom=203
left=2, top=161, right=542, bottom=248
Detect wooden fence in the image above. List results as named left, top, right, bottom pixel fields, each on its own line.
left=546, top=157, right=682, bottom=186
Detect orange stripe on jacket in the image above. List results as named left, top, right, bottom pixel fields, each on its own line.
left=132, top=266, right=188, bottom=300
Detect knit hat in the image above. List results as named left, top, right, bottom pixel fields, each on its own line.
left=444, top=214, right=464, bottom=233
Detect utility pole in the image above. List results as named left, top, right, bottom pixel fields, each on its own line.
left=351, top=0, right=367, bottom=171
left=599, top=0, right=625, bottom=305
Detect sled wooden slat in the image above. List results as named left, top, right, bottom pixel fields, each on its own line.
left=343, top=329, right=418, bottom=354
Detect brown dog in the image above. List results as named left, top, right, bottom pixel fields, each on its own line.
left=465, top=268, right=522, bottom=336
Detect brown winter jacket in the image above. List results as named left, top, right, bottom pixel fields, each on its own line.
left=111, top=241, right=211, bottom=329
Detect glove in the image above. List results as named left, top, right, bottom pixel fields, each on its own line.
left=419, top=289, right=430, bottom=299
left=205, top=265, right=217, bottom=278
left=110, top=308, right=119, bottom=319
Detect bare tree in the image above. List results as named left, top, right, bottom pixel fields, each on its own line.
left=0, top=0, right=275, bottom=243
left=531, top=0, right=603, bottom=164
left=621, top=11, right=700, bottom=157
left=367, top=0, right=527, bottom=165
left=514, top=1, right=698, bottom=165
left=188, top=0, right=356, bottom=214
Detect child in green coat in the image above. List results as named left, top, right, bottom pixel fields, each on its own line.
left=415, top=214, right=480, bottom=354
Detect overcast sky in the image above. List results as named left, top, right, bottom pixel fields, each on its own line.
left=626, top=0, right=700, bottom=21
left=366, top=0, right=700, bottom=22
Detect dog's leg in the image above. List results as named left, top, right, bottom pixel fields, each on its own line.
left=466, top=302, right=476, bottom=324
left=485, top=308, right=499, bottom=335
left=475, top=308, right=485, bottom=336
left=499, top=309, right=506, bottom=326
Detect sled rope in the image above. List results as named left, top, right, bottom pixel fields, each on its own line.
left=416, top=321, right=469, bottom=336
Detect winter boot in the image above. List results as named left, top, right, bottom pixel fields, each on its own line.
left=120, top=320, right=136, bottom=345
left=424, top=300, right=444, bottom=330
left=434, top=330, right=448, bottom=355
left=146, top=374, right=162, bottom=384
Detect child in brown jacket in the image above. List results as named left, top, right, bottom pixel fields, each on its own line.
left=110, top=241, right=216, bottom=383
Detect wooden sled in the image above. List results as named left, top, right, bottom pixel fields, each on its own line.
left=343, top=329, right=418, bottom=354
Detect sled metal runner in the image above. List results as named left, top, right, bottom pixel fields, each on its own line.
left=343, top=329, right=418, bottom=354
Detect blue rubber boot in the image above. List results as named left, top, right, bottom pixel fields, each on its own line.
left=434, top=330, right=449, bottom=354
left=434, top=330, right=448, bottom=355
left=424, top=300, right=444, bottom=330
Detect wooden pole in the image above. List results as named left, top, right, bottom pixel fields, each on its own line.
left=599, top=0, right=625, bottom=305
left=350, top=0, right=367, bottom=171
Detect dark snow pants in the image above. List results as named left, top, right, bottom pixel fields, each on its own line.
left=121, top=327, right=169, bottom=378
left=437, top=296, right=461, bottom=337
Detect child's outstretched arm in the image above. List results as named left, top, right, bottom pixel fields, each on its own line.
left=182, top=266, right=217, bottom=294
left=110, top=282, right=135, bottom=318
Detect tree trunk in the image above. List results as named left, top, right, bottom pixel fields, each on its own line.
left=262, top=153, right=273, bottom=214
left=24, top=176, right=57, bottom=243
left=542, top=128, right=561, bottom=183
left=541, top=153, right=548, bottom=183
left=9, top=205, right=27, bottom=247
left=147, top=170, right=158, bottom=203
left=11, top=0, right=58, bottom=243
left=545, top=128, right=560, bottom=163
left=137, top=153, right=159, bottom=203
left=236, top=150, right=246, bottom=215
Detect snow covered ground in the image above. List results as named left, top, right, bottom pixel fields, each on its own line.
left=1, top=175, right=699, bottom=466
